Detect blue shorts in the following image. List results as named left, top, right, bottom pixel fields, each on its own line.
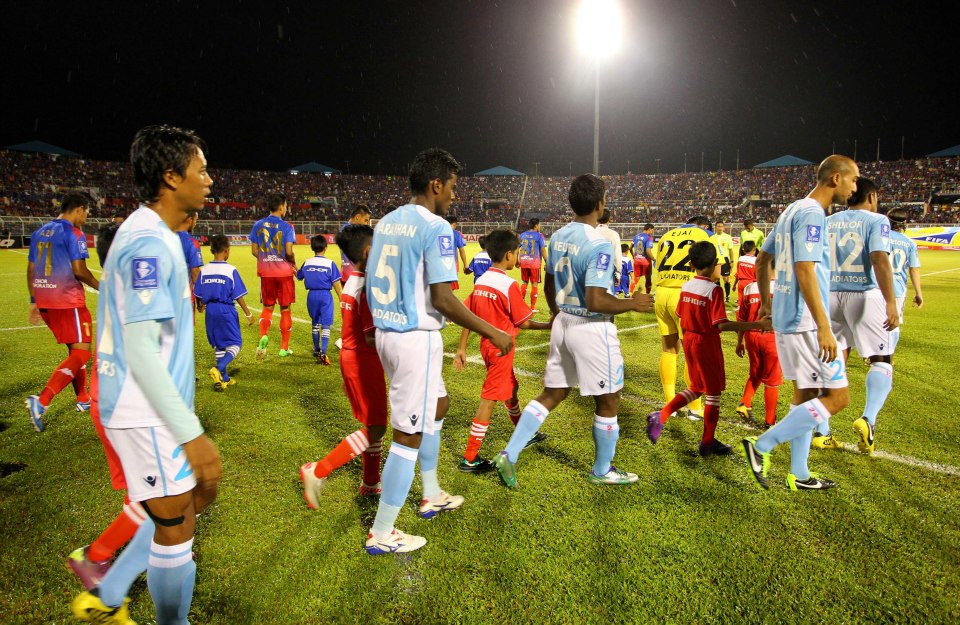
left=205, top=303, right=242, bottom=350
left=307, top=290, right=335, bottom=326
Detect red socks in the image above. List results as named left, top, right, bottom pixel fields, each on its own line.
left=740, top=377, right=758, bottom=407
left=505, top=399, right=522, bottom=426
left=660, top=389, right=698, bottom=423
left=280, top=310, right=293, bottom=350
left=314, top=429, right=369, bottom=478
left=520, top=283, right=527, bottom=299
left=88, top=497, right=146, bottom=562
left=764, top=386, right=779, bottom=425
left=258, top=308, right=273, bottom=337
left=39, top=348, right=91, bottom=406
left=701, top=396, right=721, bottom=443
left=464, top=419, right=490, bottom=462
left=530, top=286, right=539, bottom=310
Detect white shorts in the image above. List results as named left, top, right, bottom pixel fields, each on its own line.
left=775, top=331, right=848, bottom=390
left=105, top=426, right=197, bottom=503
left=830, top=290, right=894, bottom=357
left=376, top=329, right=446, bottom=435
left=543, top=313, right=624, bottom=396
left=896, top=296, right=906, bottom=325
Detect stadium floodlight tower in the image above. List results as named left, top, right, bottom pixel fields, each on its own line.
left=576, top=0, right=623, bottom=175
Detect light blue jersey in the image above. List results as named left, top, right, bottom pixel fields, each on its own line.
left=366, top=204, right=457, bottom=332
left=97, top=206, right=196, bottom=429
left=826, top=209, right=891, bottom=292
left=761, top=198, right=830, bottom=334
left=546, top=222, right=615, bottom=318
left=889, top=230, right=920, bottom=298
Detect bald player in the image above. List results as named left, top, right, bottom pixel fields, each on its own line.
left=743, top=155, right=859, bottom=491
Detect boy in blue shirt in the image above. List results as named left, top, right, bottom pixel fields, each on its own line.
left=195, top=234, right=254, bottom=391
left=298, top=235, right=342, bottom=364
left=615, top=243, right=632, bottom=296
left=465, top=234, right=492, bottom=282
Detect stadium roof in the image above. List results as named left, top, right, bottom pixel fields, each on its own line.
left=473, top=165, right=525, bottom=176
left=927, top=144, right=960, bottom=157
left=5, top=140, right=80, bottom=157
left=288, top=161, right=341, bottom=174
left=753, top=155, right=813, bottom=168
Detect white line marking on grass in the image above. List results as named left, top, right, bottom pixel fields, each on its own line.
left=247, top=305, right=315, bottom=325
left=0, top=324, right=45, bottom=332
left=838, top=443, right=960, bottom=476
left=921, top=266, right=960, bottom=277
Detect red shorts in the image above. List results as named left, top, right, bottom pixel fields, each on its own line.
left=683, top=332, right=726, bottom=394
left=520, top=267, right=541, bottom=284
left=451, top=281, right=460, bottom=292
left=745, top=331, right=783, bottom=386
left=90, top=400, right=127, bottom=491
left=340, top=349, right=388, bottom=427
left=260, top=276, right=296, bottom=307
left=737, top=280, right=752, bottom=304
left=633, top=257, right=651, bottom=277
left=40, top=306, right=92, bottom=344
left=480, top=341, right=519, bottom=401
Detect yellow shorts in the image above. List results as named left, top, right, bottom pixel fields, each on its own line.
left=655, top=286, right=683, bottom=337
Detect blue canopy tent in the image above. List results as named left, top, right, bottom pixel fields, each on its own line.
left=753, top=155, right=813, bottom=168
left=288, top=161, right=341, bottom=174
left=473, top=166, right=525, bottom=176
left=927, top=145, right=960, bottom=157
left=5, top=140, right=81, bottom=157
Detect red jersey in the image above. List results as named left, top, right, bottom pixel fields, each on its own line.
left=340, top=272, right=377, bottom=355
left=735, top=254, right=757, bottom=283
left=736, top=280, right=774, bottom=332
left=466, top=268, right=533, bottom=344
left=676, top=276, right=729, bottom=336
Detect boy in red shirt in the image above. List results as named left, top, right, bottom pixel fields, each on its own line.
left=734, top=275, right=783, bottom=428
left=300, top=224, right=387, bottom=505
left=646, top=241, right=771, bottom=455
left=734, top=240, right=758, bottom=305
left=453, top=230, right=552, bottom=472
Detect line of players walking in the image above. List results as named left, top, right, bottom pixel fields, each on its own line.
left=22, top=129, right=923, bottom=623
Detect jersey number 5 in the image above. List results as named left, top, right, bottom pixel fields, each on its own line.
left=372, top=244, right=399, bottom=305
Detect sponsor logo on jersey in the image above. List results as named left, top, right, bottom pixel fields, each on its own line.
left=409, top=413, right=419, bottom=425
left=438, top=235, right=454, bottom=256
left=143, top=475, right=157, bottom=487
left=597, top=252, right=611, bottom=271
left=132, top=257, right=159, bottom=289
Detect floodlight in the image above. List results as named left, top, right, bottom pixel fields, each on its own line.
left=576, top=0, right=622, bottom=59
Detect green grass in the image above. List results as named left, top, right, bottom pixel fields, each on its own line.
left=1, top=244, right=959, bottom=624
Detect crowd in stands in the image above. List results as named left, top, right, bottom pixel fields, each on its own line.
left=1, top=149, right=958, bottom=226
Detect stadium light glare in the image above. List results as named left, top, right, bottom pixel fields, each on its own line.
left=575, top=0, right=623, bottom=175
left=576, top=0, right=622, bottom=59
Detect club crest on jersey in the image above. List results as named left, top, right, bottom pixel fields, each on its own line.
left=597, top=252, right=611, bottom=271
left=806, top=225, right=821, bottom=243
left=438, top=235, right=454, bottom=257
left=881, top=224, right=890, bottom=237
left=132, top=257, right=159, bottom=289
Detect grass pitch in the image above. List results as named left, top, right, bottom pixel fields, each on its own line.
left=0, top=244, right=959, bottom=624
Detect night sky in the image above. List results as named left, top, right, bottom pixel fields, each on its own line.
left=3, top=1, right=957, bottom=175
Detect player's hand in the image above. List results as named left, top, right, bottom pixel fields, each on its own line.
left=816, top=325, right=838, bottom=364
left=758, top=301, right=772, bottom=320
left=757, top=317, right=773, bottom=332
left=28, top=303, right=43, bottom=326
left=883, top=301, right=900, bottom=332
left=245, top=312, right=254, bottom=325
left=735, top=341, right=745, bottom=358
left=489, top=328, right=514, bottom=357
left=913, top=294, right=923, bottom=309
left=453, top=350, right=467, bottom=371
left=196, top=301, right=205, bottom=313
left=631, top=290, right=654, bottom=313
left=182, top=433, right=223, bottom=503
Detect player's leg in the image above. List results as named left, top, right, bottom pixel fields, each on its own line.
left=505, top=383, right=523, bottom=426
left=851, top=291, right=895, bottom=454
left=588, top=391, right=637, bottom=484
left=29, top=309, right=93, bottom=429
left=644, top=263, right=652, bottom=294
left=418, top=390, right=465, bottom=518
left=811, top=292, right=850, bottom=447
left=519, top=268, right=529, bottom=300
left=497, top=315, right=573, bottom=487
left=276, top=277, right=295, bottom=355
left=656, top=290, right=681, bottom=403
left=760, top=337, right=783, bottom=427
left=360, top=359, right=388, bottom=494
left=751, top=332, right=847, bottom=489
left=737, top=334, right=761, bottom=420
left=257, top=278, right=275, bottom=355
left=306, top=291, right=321, bottom=358
left=319, top=291, right=334, bottom=364
left=530, top=268, right=540, bottom=310
left=366, top=330, right=437, bottom=553
left=697, top=339, right=728, bottom=453
left=462, top=398, right=497, bottom=471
